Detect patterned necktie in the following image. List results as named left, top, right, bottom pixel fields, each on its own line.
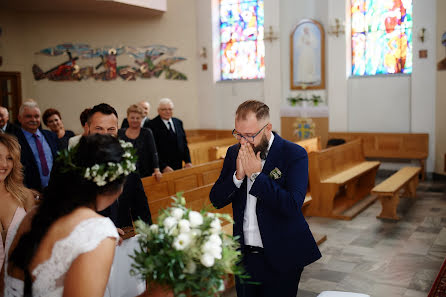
left=167, top=121, right=175, bottom=134
left=32, top=134, right=49, bottom=176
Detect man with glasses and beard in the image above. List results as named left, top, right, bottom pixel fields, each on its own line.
left=210, top=100, right=321, bottom=297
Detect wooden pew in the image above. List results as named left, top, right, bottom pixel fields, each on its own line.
left=141, top=160, right=223, bottom=202
left=209, top=136, right=322, bottom=161
left=328, top=132, right=428, bottom=180
left=305, top=139, right=381, bottom=220
left=186, top=129, right=233, bottom=142
left=372, top=166, right=421, bottom=220
left=188, top=138, right=237, bottom=165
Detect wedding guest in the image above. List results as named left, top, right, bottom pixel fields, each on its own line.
left=118, top=104, right=161, bottom=180
left=148, top=98, right=192, bottom=172
left=68, top=108, right=91, bottom=150
left=0, top=107, right=19, bottom=135
left=0, top=134, right=35, bottom=293
left=42, top=108, right=75, bottom=150
left=121, top=101, right=151, bottom=129
left=5, top=134, right=133, bottom=297
left=87, top=103, right=152, bottom=228
left=14, top=101, right=59, bottom=191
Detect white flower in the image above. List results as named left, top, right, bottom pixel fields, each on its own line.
left=149, top=224, right=159, bottom=234
left=200, top=253, right=215, bottom=267
left=190, top=228, right=202, bottom=238
left=218, top=279, right=225, bottom=292
left=173, top=233, right=192, bottom=250
left=91, top=164, right=100, bottom=171
left=163, top=217, right=177, bottom=231
left=84, top=168, right=91, bottom=179
left=202, top=241, right=222, bottom=259
left=208, top=234, right=222, bottom=246
left=184, top=260, right=196, bottom=274
left=189, top=211, right=203, bottom=228
left=210, top=218, right=221, bottom=233
left=171, top=208, right=184, bottom=220
left=178, top=219, right=190, bottom=233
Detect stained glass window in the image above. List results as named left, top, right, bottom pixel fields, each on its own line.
left=220, top=0, right=265, bottom=80
left=351, top=0, right=412, bottom=76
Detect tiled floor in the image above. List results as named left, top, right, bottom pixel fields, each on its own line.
left=223, top=177, right=446, bottom=297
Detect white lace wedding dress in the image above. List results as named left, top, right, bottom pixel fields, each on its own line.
left=4, top=217, right=119, bottom=297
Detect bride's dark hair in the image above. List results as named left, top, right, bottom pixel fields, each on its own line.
left=10, top=134, right=127, bottom=296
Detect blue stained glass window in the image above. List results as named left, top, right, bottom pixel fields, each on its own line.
left=220, top=0, right=265, bottom=80
left=351, top=0, right=412, bottom=76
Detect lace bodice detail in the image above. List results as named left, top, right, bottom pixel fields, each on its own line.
left=4, top=217, right=119, bottom=297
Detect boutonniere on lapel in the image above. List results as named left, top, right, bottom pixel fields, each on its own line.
left=269, top=167, right=282, bottom=180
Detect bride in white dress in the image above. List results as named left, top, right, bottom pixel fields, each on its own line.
left=4, top=134, right=140, bottom=297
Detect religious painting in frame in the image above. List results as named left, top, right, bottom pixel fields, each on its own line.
left=290, top=19, right=325, bottom=90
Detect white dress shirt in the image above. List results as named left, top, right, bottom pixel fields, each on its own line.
left=161, top=118, right=175, bottom=133
left=232, top=133, right=275, bottom=248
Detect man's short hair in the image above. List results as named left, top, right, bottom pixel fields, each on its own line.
left=87, top=103, right=118, bottom=125
left=19, top=100, right=40, bottom=116
left=42, top=108, right=61, bottom=125
left=159, top=98, right=174, bottom=108
left=80, top=108, right=91, bottom=126
left=236, top=100, right=270, bottom=121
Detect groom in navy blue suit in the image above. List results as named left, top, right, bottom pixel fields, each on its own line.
left=210, top=100, right=321, bottom=297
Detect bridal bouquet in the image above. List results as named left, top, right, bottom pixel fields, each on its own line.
left=131, top=195, right=244, bottom=297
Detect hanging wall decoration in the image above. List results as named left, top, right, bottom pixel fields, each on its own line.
left=32, top=43, right=188, bottom=81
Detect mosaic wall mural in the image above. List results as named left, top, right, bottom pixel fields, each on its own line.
left=32, top=44, right=187, bottom=81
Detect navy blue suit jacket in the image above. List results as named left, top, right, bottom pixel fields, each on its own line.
left=210, top=133, right=321, bottom=272
left=14, top=128, right=59, bottom=191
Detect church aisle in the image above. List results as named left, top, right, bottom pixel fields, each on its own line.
left=222, top=177, right=446, bottom=297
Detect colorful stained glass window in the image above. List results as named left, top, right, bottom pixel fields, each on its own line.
left=351, top=0, right=412, bottom=76
left=220, top=0, right=265, bottom=80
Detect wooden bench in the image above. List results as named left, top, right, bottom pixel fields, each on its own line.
left=328, top=132, right=428, bottom=180
left=186, top=129, right=233, bottom=143
left=372, top=166, right=421, bottom=220
left=188, top=138, right=237, bottom=165
left=305, top=139, right=381, bottom=220
left=210, top=136, right=322, bottom=161
left=141, top=160, right=223, bottom=202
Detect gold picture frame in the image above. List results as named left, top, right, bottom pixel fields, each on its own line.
left=290, top=19, right=325, bottom=90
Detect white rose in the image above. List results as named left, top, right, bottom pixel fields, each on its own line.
left=217, top=279, right=225, bottom=292
left=171, top=208, right=184, bottom=220
left=210, top=218, right=221, bottom=233
left=190, top=228, right=202, bottom=237
left=184, top=260, right=197, bottom=274
left=208, top=234, right=222, bottom=246
left=202, top=241, right=222, bottom=259
left=149, top=224, right=159, bottom=234
left=200, top=253, right=215, bottom=267
left=163, top=217, right=177, bottom=231
left=178, top=219, right=190, bottom=233
left=189, top=211, right=203, bottom=228
left=173, top=233, right=191, bottom=250
left=84, top=168, right=91, bottom=179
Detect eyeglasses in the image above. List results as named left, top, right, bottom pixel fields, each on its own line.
left=232, top=123, right=268, bottom=143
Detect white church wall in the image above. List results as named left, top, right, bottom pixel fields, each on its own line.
left=0, top=0, right=200, bottom=133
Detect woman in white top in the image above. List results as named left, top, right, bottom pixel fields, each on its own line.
left=0, top=133, right=35, bottom=291
left=4, top=134, right=137, bottom=297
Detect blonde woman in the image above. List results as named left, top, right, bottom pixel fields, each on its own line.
left=118, top=104, right=162, bottom=180
left=0, top=133, right=34, bottom=283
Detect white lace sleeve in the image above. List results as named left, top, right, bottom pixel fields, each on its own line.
left=30, top=217, right=119, bottom=297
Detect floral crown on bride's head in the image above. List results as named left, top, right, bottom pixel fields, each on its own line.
left=57, top=139, right=137, bottom=187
